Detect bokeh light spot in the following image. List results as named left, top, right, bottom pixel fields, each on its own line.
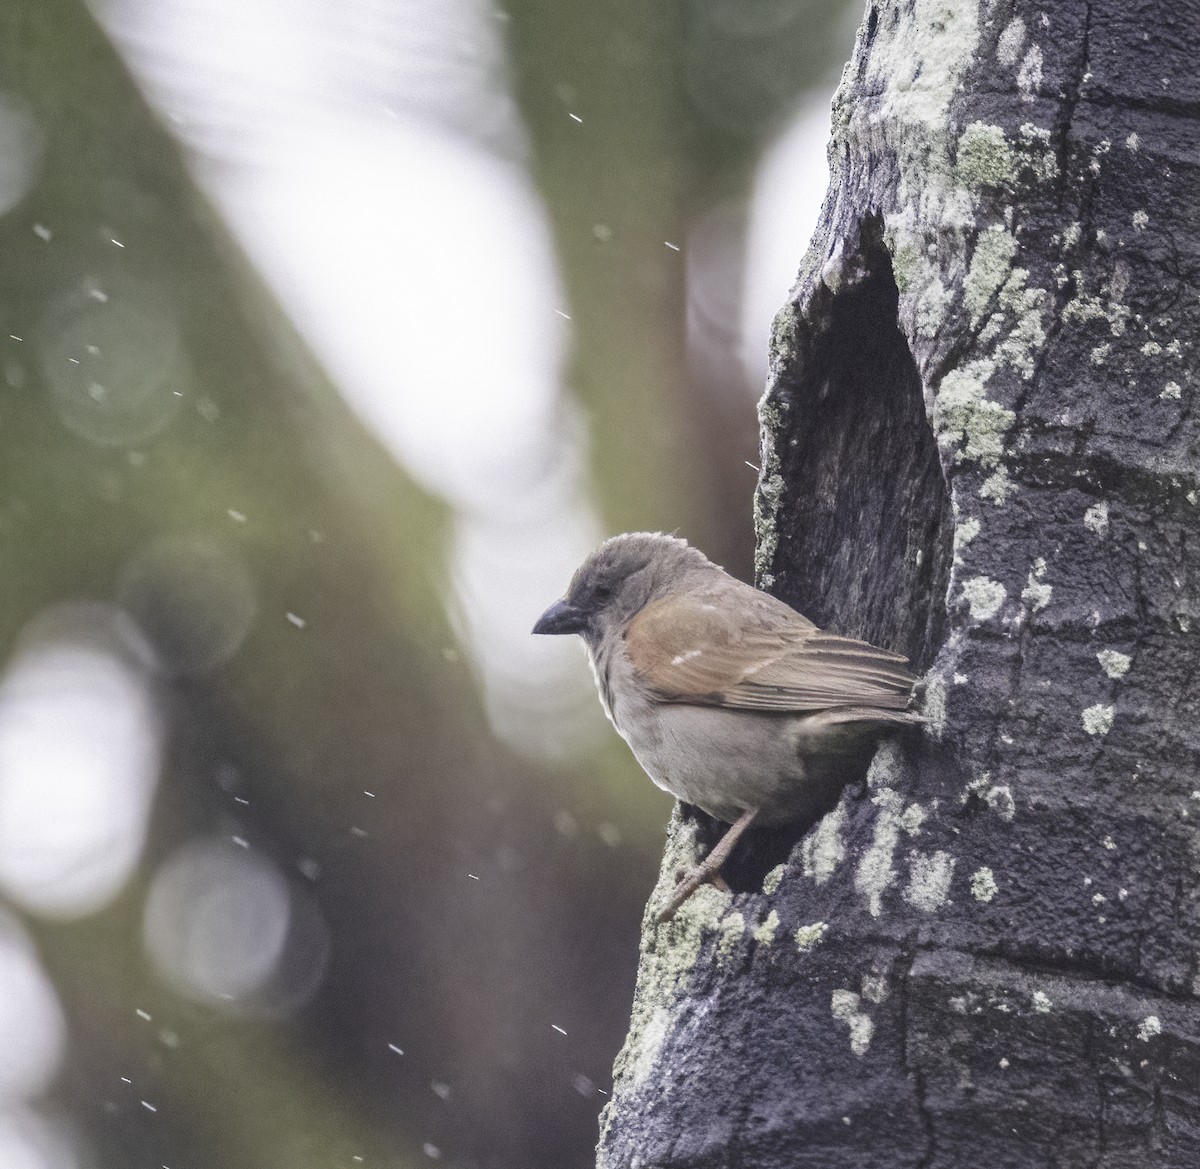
left=38, top=292, right=189, bottom=447
left=0, top=916, right=65, bottom=1106
left=143, top=839, right=324, bottom=1009
left=0, top=604, right=161, bottom=917
left=118, top=537, right=258, bottom=675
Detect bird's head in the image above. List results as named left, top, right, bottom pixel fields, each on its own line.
left=532, top=532, right=716, bottom=646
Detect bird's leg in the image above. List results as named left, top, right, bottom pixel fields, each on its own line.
left=656, top=806, right=759, bottom=922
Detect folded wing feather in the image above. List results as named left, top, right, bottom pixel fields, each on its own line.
left=624, top=587, right=917, bottom=714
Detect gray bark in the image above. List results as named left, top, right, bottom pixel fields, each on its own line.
left=598, top=0, right=1200, bottom=1164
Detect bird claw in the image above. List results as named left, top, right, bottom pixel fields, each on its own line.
left=656, top=808, right=758, bottom=921
left=655, top=863, right=728, bottom=922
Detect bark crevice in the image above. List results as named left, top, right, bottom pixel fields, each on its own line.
left=758, top=220, right=953, bottom=673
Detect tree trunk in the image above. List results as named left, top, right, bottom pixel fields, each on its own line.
left=598, top=0, right=1200, bottom=1164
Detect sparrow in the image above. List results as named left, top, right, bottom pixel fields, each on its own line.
left=532, top=532, right=923, bottom=921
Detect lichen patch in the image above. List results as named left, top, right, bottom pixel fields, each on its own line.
left=1021, top=557, right=1052, bottom=611
left=753, top=910, right=781, bottom=947
left=961, top=575, right=1007, bottom=620
left=956, top=122, right=1013, bottom=188
left=953, top=516, right=981, bottom=563
left=1017, top=45, right=1043, bottom=99
left=861, top=974, right=890, bottom=1004
left=761, top=864, right=786, bottom=895
left=1082, top=704, right=1115, bottom=736
left=1083, top=500, right=1110, bottom=535
left=794, top=922, right=829, bottom=953
left=904, top=850, right=956, bottom=911
left=801, top=798, right=847, bottom=884
left=980, top=467, right=1014, bottom=503
left=715, top=911, right=746, bottom=965
left=1097, top=649, right=1131, bottom=679
left=856, top=788, right=904, bottom=917
left=935, top=360, right=1014, bottom=467
left=900, top=802, right=928, bottom=836
left=996, top=16, right=1026, bottom=66
left=970, top=866, right=998, bottom=902
left=965, top=227, right=1019, bottom=326
left=986, top=785, right=1015, bottom=821
left=831, top=990, right=875, bottom=1056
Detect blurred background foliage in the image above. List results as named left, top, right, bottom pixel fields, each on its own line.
left=0, top=0, right=856, bottom=1165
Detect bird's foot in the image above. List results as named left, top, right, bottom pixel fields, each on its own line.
left=655, top=862, right=728, bottom=923
left=654, top=807, right=759, bottom=923
left=669, top=867, right=729, bottom=894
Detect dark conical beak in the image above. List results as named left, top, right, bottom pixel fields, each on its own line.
left=532, top=598, right=589, bottom=636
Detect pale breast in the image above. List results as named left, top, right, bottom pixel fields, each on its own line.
left=591, top=638, right=808, bottom=824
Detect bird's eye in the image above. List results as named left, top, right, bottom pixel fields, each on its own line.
left=593, top=583, right=614, bottom=604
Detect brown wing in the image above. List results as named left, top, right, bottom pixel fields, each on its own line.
left=624, top=585, right=916, bottom=714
